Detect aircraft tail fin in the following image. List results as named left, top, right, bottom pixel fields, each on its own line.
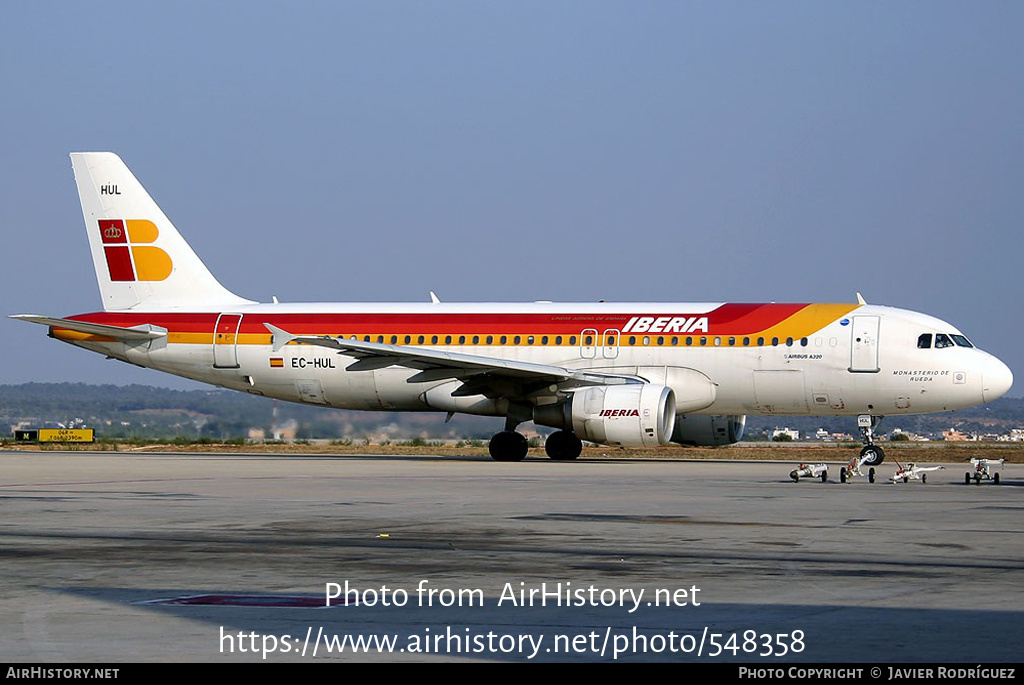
left=70, top=152, right=254, bottom=311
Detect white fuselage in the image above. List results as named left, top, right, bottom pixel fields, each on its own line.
left=57, top=301, right=1011, bottom=419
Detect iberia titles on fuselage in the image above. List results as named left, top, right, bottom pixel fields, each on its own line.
left=12, top=153, right=1013, bottom=462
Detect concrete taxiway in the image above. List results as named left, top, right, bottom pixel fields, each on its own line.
left=0, top=451, right=1021, bottom=662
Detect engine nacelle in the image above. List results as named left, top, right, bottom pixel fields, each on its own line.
left=671, top=414, right=746, bottom=446
left=534, top=384, right=676, bottom=447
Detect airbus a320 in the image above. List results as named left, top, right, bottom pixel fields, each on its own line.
left=13, top=153, right=1014, bottom=462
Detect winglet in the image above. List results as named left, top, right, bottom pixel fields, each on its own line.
left=856, top=292, right=867, bottom=305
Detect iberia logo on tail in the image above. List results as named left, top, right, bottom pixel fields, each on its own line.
left=98, top=219, right=172, bottom=281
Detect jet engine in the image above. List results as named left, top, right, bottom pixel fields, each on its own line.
left=534, top=384, right=676, bottom=447
left=671, top=414, right=746, bottom=446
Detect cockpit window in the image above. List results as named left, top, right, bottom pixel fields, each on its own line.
left=934, top=333, right=954, bottom=349
left=951, top=334, right=974, bottom=348
left=917, top=333, right=932, bottom=349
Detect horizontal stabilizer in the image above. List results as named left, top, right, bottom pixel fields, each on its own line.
left=11, top=314, right=167, bottom=341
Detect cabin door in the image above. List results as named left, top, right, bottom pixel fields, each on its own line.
left=213, top=313, right=242, bottom=368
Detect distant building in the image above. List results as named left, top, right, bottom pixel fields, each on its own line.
left=771, top=427, right=800, bottom=441
left=890, top=427, right=927, bottom=441
left=942, top=428, right=974, bottom=442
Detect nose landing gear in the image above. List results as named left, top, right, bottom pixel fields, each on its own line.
left=839, top=414, right=885, bottom=483
left=857, top=414, right=885, bottom=465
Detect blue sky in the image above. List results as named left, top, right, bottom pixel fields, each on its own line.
left=2, top=1, right=1022, bottom=395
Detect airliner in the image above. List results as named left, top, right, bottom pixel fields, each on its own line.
left=12, top=153, right=1014, bottom=462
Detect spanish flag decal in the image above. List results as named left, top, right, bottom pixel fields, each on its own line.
left=270, top=358, right=284, bottom=368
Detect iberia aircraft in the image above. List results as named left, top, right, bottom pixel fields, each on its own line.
left=12, top=153, right=1014, bottom=462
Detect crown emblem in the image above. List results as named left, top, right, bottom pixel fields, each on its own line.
left=103, top=225, right=123, bottom=240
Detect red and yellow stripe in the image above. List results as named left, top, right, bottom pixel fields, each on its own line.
left=51, top=303, right=860, bottom=348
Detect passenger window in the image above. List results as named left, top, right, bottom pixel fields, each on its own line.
left=934, top=334, right=954, bottom=349
left=917, top=334, right=932, bottom=349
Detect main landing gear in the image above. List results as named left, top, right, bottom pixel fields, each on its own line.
left=488, top=430, right=529, bottom=462
left=488, top=424, right=583, bottom=462
left=544, top=430, right=583, bottom=461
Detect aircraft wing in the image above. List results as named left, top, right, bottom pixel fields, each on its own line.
left=11, top=315, right=168, bottom=341
left=264, top=323, right=639, bottom=391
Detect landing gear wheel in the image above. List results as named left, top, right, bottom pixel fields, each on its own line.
left=545, top=430, right=583, bottom=461
left=994, top=473, right=1000, bottom=485
left=791, top=472, right=799, bottom=482
left=868, top=467, right=876, bottom=484
left=921, top=474, right=927, bottom=484
left=820, top=471, right=828, bottom=483
left=965, top=472, right=971, bottom=485
left=860, top=445, right=885, bottom=466
left=975, top=474, right=982, bottom=484
left=489, top=430, right=529, bottom=462
left=840, top=467, right=848, bottom=483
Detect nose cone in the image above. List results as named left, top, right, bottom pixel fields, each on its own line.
left=982, top=356, right=1014, bottom=403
